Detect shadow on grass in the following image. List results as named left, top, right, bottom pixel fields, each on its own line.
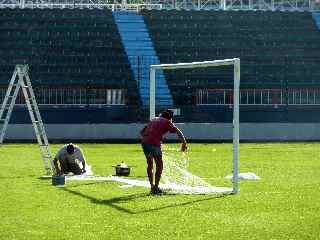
left=135, top=193, right=230, bottom=214
left=61, top=187, right=146, bottom=214
left=0, top=174, right=39, bottom=179
left=60, top=187, right=230, bottom=215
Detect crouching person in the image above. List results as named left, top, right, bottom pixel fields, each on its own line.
left=53, top=143, right=86, bottom=175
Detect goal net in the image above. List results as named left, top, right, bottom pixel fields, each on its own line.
left=149, top=58, right=240, bottom=194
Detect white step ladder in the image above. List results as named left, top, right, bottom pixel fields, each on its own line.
left=0, top=65, right=54, bottom=175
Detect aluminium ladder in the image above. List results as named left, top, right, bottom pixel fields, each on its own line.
left=0, top=65, right=54, bottom=175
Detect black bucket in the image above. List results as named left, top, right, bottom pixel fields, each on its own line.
left=115, top=166, right=131, bottom=176
left=52, top=175, right=65, bottom=186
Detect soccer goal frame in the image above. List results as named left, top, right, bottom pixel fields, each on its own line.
left=149, top=58, right=240, bottom=194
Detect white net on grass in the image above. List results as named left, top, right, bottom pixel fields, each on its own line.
left=160, top=145, right=232, bottom=194
left=66, top=146, right=233, bottom=194
left=161, top=146, right=206, bottom=186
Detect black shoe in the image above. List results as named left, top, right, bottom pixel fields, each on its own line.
left=151, top=187, right=163, bottom=195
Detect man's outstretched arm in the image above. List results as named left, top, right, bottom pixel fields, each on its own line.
left=176, top=128, right=187, bottom=152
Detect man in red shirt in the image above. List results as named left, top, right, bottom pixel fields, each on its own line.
left=141, top=109, right=187, bottom=194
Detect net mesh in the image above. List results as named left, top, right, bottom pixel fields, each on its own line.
left=160, top=145, right=232, bottom=194
left=66, top=146, right=233, bottom=195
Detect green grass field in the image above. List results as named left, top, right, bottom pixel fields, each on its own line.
left=0, top=143, right=319, bottom=240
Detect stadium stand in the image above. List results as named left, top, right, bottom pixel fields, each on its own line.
left=142, top=10, right=320, bottom=102
left=141, top=10, right=320, bottom=122
left=0, top=8, right=141, bottom=123
left=1, top=8, right=320, bottom=123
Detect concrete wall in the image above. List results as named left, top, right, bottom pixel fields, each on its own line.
left=3, top=123, right=320, bottom=141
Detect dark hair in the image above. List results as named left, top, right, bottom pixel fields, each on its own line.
left=66, top=143, right=75, bottom=154
left=160, top=109, right=174, bottom=120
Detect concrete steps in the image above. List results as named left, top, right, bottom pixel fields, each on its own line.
left=113, top=11, right=173, bottom=106
left=312, top=13, right=320, bottom=29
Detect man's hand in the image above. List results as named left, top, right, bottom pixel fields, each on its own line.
left=181, top=142, right=187, bottom=152
left=140, top=126, right=147, bottom=136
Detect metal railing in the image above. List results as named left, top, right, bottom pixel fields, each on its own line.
left=0, top=0, right=316, bottom=10
left=0, top=87, right=126, bottom=105
left=0, top=2, right=163, bottom=11
left=196, top=88, right=320, bottom=105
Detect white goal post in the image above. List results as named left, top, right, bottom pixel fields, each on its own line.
left=149, top=58, right=240, bottom=194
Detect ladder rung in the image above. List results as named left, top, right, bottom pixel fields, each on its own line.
left=22, top=86, right=29, bottom=88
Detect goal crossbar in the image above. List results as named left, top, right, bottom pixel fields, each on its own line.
left=150, top=58, right=238, bottom=70
left=149, top=58, right=240, bottom=194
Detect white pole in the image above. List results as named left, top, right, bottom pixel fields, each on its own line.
left=20, top=0, right=25, bottom=9
left=151, top=58, right=238, bottom=70
left=221, top=0, right=226, bottom=10
left=233, top=58, right=240, bottom=194
left=149, top=67, right=156, bottom=120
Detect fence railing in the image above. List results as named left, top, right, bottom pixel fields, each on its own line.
left=0, top=3, right=163, bottom=11
left=3, top=86, right=320, bottom=106
left=196, top=88, right=320, bottom=105
left=0, top=0, right=316, bottom=11
left=0, top=87, right=126, bottom=105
